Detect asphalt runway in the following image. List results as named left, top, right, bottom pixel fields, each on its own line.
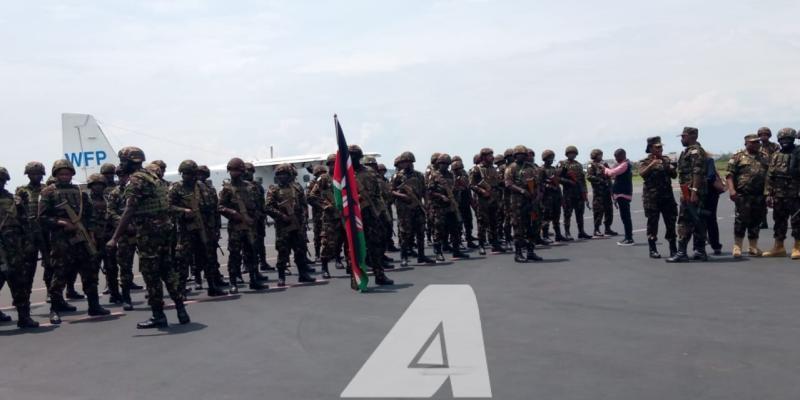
left=2, top=191, right=800, bottom=400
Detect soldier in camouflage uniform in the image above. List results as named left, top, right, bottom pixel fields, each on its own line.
left=726, top=134, right=768, bottom=258
left=108, top=147, right=190, bottom=328
left=0, top=166, right=40, bottom=328
left=40, top=160, right=110, bottom=324
left=391, top=152, right=436, bottom=267
left=505, top=146, right=544, bottom=262
left=558, top=146, right=591, bottom=240
left=85, top=173, right=120, bottom=304
left=638, top=137, right=678, bottom=258
left=218, top=158, right=267, bottom=292
left=586, top=149, right=617, bottom=237
left=168, top=160, right=227, bottom=296
left=452, top=158, right=477, bottom=249
left=667, top=127, right=709, bottom=262
left=763, top=128, right=800, bottom=259
left=106, top=167, right=136, bottom=310
left=16, top=161, right=51, bottom=294
left=265, top=164, right=316, bottom=286
left=498, top=150, right=512, bottom=248
left=197, top=165, right=228, bottom=286
left=424, top=153, right=440, bottom=246
left=307, top=165, right=327, bottom=263
left=377, top=163, right=401, bottom=253
left=757, top=127, right=779, bottom=229
left=427, top=153, right=470, bottom=261
left=308, top=154, right=346, bottom=278
left=470, top=148, right=505, bottom=254
left=540, top=150, right=566, bottom=242
left=243, top=162, right=273, bottom=272
left=350, top=145, right=394, bottom=285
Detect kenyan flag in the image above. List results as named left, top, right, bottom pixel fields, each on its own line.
left=332, top=115, right=369, bottom=292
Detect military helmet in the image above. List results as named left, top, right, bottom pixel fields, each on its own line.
left=590, top=149, right=603, bottom=159
left=377, top=163, right=387, bottom=173
left=645, top=136, right=662, bottom=153
left=682, top=126, right=699, bottom=136
left=745, top=134, right=760, bottom=143
left=313, top=165, right=327, bottom=176
left=451, top=160, right=464, bottom=171
left=118, top=146, right=146, bottom=163
left=24, top=161, right=45, bottom=175
left=430, top=152, right=441, bottom=164
left=348, top=145, right=363, bottom=159
left=399, top=151, right=416, bottom=163
left=541, top=149, right=555, bottom=160
left=146, top=163, right=161, bottom=175
left=452, top=155, right=462, bottom=163
left=151, top=160, right=167, bottom=171
left=51, top=159, right=76, bottom=176
left=513, top=145, right=528, bottom=156
left=197, top=165, right=210, bottom=179
left=87, top=173, right=107, bottom=187
left=777, top=127, right=797, bottom=140
left=436, top=153, right=452, bottom=165
left=479, top=148, right=493, bottom=156
left=473, top=154, right=481, bottom=164
left=363, top=156, right=378, bottom=166
left=0, top=167, right=9, bottom=181
left=275, top=163, right=293, bottom=175
left=494, top=154, right=505, bottom=165
left=757, top=127, right=772, bottom=137
left=227, top=157, right=246, bottom=171
left=565, top=145, right=578, bottom=156
left=503, top=148, right=514, bottom=158
left=244, top=162, right=255, bottom=173
left=178, top=160, right=198, bottom=174
left=100, top=163, right=116, bottom=175
left=326, top=153, right=337, bottom=165
left=393, top=156, right=403, bottom=167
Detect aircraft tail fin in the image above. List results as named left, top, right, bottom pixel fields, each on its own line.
left=61, top=113, right=119, bottom=183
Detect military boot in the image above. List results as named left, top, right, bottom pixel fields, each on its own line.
left=121, top=286, right=134, bottom=311
left=65, top=284, right=85, bottom=300
left=477, top=241, right=487, bottom=255
left=50, top=296, right=77, bottom=312
left=763, top=240, right=787, bottom=257
left=297, top=260, right=316, bottom=283
left=137, top=306, right=168, bottom=329
left=513, top=243, right=527, bottom=263
left=374, top=271, right=394, bottom=286
left=206, top=277, right=228, bottom=297
left=748, top=238, right=762, bottom=257
left=193, top=274, right=204, bottom=291
left=668, top=239, right=678, bottom=258
left=554, top=225, right=567, bottom=242
left=335, top=257, right=345, bottom=269
left=466, top=236, right=479, bottom=249
left=648, top=238, right=661, bottom=259
left=490, top=241, right=506, bottom=253
left=175, top=301, right=191, bottom=325
left=433, top=244, right=445, bottom=262
left=0, top=309, right=11, bottom=322
left=562, top=224, right=574, bottom=241
left=666, top=240, right=689, bottom=263
left=732, top=237, right=743, bottom=259
left=593, top=223, right=603, bottom=237
left=604, top=226, right=619, bottom=236
left=108, top=281, right=123, bottom=305
left=526, top=244, right=542, bottom=261
left=260, top=260, right=275, bottom=271
left=87, top=293, right=111, bottom=316
left=321, top=261, right=332, bottom=279
left=16, top=306, right=39, bottom=329
left=452, top=242, right=470, bottom=259
left=792, top=240, right=800, bottom=260
left=277, top=266, right=287, bottom=287
left=577, top=220, right=592, bottom=240
left=248, top=267, right=268, bottom=290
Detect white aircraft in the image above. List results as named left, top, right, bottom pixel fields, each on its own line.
left=62, top=113, right=379, bottom=188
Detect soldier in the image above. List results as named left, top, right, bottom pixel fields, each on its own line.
left=428, top=153, right=470, bottom=261
left=309, top=154, right=345, bottom=278
left=108, top=147, right=190, bottom=329
left=666, top=127, right=709, bottom=262
left=218, top=158, right=267, bottom=292
left=98, top=163, right=118, bottom=297
left=470, top=148, right=505, bottom=254
left=638, top=137, right=678, bottom=258
left=265, top=164, right=316, bottom=286
left=350, top=145, right=394, bottom=285
left=40, top=160, right=110, bottom=324
left=424, top=153, right=440, bottom=246
left=505, top=146, right=543, bottom=262
left=106, top=166, right=136, bottom=310
left=100, top=163, right=118, bottom=195
left=763, top=128, right=800, bottom=258
left=307, top=165, right=327, bottom=263
left=243, top=162, right=273, bottom=272
left=498, top=150, right=513, bottom=248
left=586, top=149, right=617, bottom=237
left=391, top=152, right=436, bottom=267
left=85, top=173, right=119, bottom=304
left=377, top=163, right=402, bottom=252
left=726, top=134, right=768, bottom=258
left=558, top=146, right=591, bottom=240
left=363, top=156, right=395, bottom=267
left=540, top=150, right=566, bottom=242
left=168, top=160, right=227, bottom=296
left=0, top=166, right=40, bottom=328
left=197, top=165, right=228, bottom=287
left=758, top=127, right=779, bottom=230
left=150, top=160, right=168, bottom=181
left=16, top=161, right=51, bottom=294
left=452, top=158, right=477, bottom=249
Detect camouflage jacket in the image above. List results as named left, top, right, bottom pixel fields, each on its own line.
left=0, top=189, right=28, bottom=235
left=638, top=155, right=676, bottom=199
left=764, top=147, right=799, bottom=198
left=106, top=183, right=135, bottom=238
left=557, top=159, right=587, bottom=195
left=505, top=161, right=541, bottom=208
left=123, top=169, right=171, bottom=226
left=760, top=141, right=781, bottom=159
left=265, top=183, right=303, bottom=233
left=38, top=182, right=94, bottom=242
left=15, top=183, right=44, bottom=236
left=469, top=163, right=502, bottom=205
left=87, top=191, right=110, bottom=241
left=391, top=169, right=426, bottom=213
left=200, top=180, right=222, bottom=235
left=452, top=169, right=471, bottom=204
left=168, top=181, right=212, bottom=234
left=355, top=165, right=387, bottom=218
left=427, top=169, right=457, bottom=211
left=677, top=143, right=708, bottom=195
left=586, top=161, right=612, bottom=195
left=219, top=180, right=261, bottom=232
left=308, top=173, right=340, bottom=220
left=540, top=164, right=561, bottom=194
left=726, top=149, right=767, bottom=196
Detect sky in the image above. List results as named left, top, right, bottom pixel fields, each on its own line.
left=2, top=0, right=800, bottom=180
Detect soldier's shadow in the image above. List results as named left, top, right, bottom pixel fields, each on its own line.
left=132, top=322, right=208, bottom=337
left=533, top=258, right=570, bottom=264
left=365, top=283, right=415, bottom=294
left=0, top=325, right=59, bottom=336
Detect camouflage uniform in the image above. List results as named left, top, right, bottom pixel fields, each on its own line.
left=198, top=165, right=226, bottom=285
left=452, top=160, right=476, bottom=247
left=469, top=148, right=504, bottom=253
left=244, top=163, right=271, bottom=271
left=0, top=166, right=39, bottom=328
left=763, top=128, right=800, bottom=258
left=351, top=145, right=393, bottom=284
left=586, top=151, right=614, bottom=235
left=558, top=147, right=590, bottom=239
left=86, top=174, right=118, bottom=302
left=391, top=152, right=434, bottom=265
left=427, top=154, right=468, bottom=260
left=498, top=151, right=512, bottom=246
left=15, top=162, right=51, bottom=292
left=106, top=175, right=137, bottom=308
left=307, top=165, right=327, bottom=262
left=667, top=127, right=709, bottom=262
left=539, top=150, right=564, bottom=241
left=308, top=155, right=345, bottom=277
left=727, top=135, right=768, bottom=257
left=639, top=154, right=678, bottom=243
left=265, top=164, right=315, bottom=285
left=504, top=146, right=543, bottom=261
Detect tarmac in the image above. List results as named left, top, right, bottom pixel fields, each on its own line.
left=2, top=192, right=800, bottom=400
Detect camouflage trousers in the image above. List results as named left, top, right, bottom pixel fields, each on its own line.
left=136, top=220, right=184, bottom=308
left=677, top=199, right=707, bottom=245
left=320, top=215, right=344, bottom=263
left=114, top=234, right=137, bottom=290
left=432, top=208, right=462, bottom=251
left=592, top=190, right=614, bottom=230
left=362, top=210, right=386, bottom=274
left=397, top=207, right=426, bottom=253
left=0, top=228, right=32, bottom=308
left=475, top=201, right=501, bottom=246
left=458, top=199, right=474, bottom=240
left=510, top=198, right=534, bottom=246
left=23, top=230, right=50, bottom=291
left=541, top=189, right=562, bottom=228
left=312, top=211, right=323, bottom=257
left=562, top=192, right=585, bottom=233
left=227, top=228, right=258, bottom=280
left=255, top=219, right=268, bottom=268
left=48, top=235, right=99, bottom=304
left=276, top=228, right=308, bottom=270
left=502, top=194, right=511, bottom=242
left=771, top=197, right=800, bottom=241
left=734, top=194, right=764, bottom=239
left=175, top=229, right=219, bottom=288
left=644, top=194, right=677, bottom=241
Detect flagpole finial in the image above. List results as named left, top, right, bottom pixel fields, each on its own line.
left=334, top=113, right=338, bottom=119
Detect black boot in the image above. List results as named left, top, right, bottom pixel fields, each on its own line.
left=514, top=243, right=527, bottom=263
left=562, top=225, right=574, bottom=241
left=87, top=293, right=111, bottom=316
left=137, top=306, right=168, bottom=329
left=668, top=239, right=677, bottom=258
left=297, top=261, right=316, bottom=283
left=554, top=225, right=567, bottom=242
left=108, top=283, right=123, bottom=305
left=66, top=285, right=85, bottom=300
left=375, top=271, right=394, bottom=286
left=0, top=309, right=11, bottom=322
left=466, top=238, right=479, bottom=249
left=321, top=261, right=331, bottom=279
left=175, top=301, right=191, bottom=325
left=399, top=249, right=409, bottom=267
left=51, top=296, right=77, bottom=312
left=478, top=241, right=487, bottom=255
left=666, top=240, right=689, bottom=263
left=335, top=257, right=345, bottom=269
left=130, top=282, right=144, bottom=290
left=605, top=226, right=619, bottom=236
left=277, top=267, right=287, bottom=287
left=491, top=242, right=506, bottom=253
left=452, top=242, right=470, bottom=259
left=692, top=248, right=709, bottom=261
left=593, top=224, right=603, bottom=237
left=260, top=260, right=275, bottom=271
left=577, top=221, right=592, bottom=240
left=206, top=277, right=228, bottom=297
left=434, top=244, right=445, bottom=262
left=49, top=309, right=62, bottom=325
left=16, top=306, right=39, bottom=329
left=416, top=242, right=436, bottom=264
left=121, top=287, right=134, bottom=311
left=648, top=238, right=661, bottom=259
left=193, top=275, right=204, bottom=291
left=248, top=268, right=268, bottom=290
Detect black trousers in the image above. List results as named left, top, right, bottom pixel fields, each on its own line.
left=616, top=197, right=633, bottom=241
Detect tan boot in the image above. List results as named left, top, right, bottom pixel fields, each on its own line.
left=748, top=238, right=762, bottom=257
left=732, top=237, right=743, bottom=258
left=763, top=240, right=786, bottom=257
left=792, top=240, right=800, bottom=260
